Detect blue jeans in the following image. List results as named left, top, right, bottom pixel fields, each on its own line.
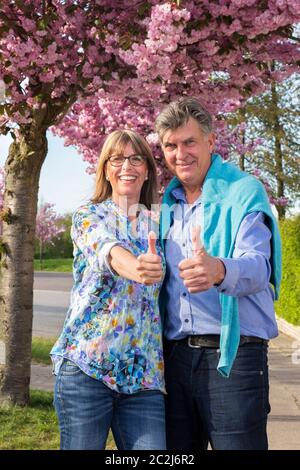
left=164, top=340, right=270, bottom=450
left=54, top=359, right=166, bottom=450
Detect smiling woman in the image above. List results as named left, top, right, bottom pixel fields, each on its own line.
left=50, top=129, right=167, bottom=451
left=91, top=129, right=158, bottom=212
left=105, top=144, right=148, bottom=213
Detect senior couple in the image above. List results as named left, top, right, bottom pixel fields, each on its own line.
left=50, top=97, right=281, bottom=451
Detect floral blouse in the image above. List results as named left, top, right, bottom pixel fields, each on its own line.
left=50, top=199, right=166, bottom=394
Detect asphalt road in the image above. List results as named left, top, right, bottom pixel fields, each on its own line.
left=33, top=272, right=73, bottom=338
left=268, top=334, right=300, bottom=449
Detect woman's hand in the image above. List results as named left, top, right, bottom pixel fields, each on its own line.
left=136, top=232, right=163, bottom=285
left=109, top=231, right=163, bottom=285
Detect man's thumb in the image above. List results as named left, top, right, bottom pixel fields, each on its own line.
left=147, top=231, right=157, bottom=254
left=191, top=226, right=204, bottom=255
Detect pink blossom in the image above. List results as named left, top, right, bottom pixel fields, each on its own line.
left=0, top=0, right=300, bottom=196
left=36, top=203, right=65, bottom=245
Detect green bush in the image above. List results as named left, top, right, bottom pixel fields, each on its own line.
left=275, top=215, right=300, bottom=325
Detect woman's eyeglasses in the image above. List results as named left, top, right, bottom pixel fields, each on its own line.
left=108, top=155, right=146, bottom=167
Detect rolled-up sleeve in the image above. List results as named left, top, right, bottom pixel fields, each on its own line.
left=216, top=211, right=272, bottom=297
left=71, top=206, right=131, bottom=275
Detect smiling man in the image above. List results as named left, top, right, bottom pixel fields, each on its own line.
left=161, top=112, right=215, bottom=203
left=156, top=97, right=282, bottom=451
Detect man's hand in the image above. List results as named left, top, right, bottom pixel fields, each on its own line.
left=136, top=231, right=163, bottom=285
left=178, top=226, right=225, bottom=293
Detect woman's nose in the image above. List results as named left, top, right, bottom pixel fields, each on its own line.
left=121, top=158, right=131, bottom=169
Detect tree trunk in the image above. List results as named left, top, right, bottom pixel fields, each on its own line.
left=271, top=79, right=286, bottom=220
left=0, top=130, right=47, bottom=405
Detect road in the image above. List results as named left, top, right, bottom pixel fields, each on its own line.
left=268, top=334, right=300, bottom=449
left=33, top=272, right=73, bottom=338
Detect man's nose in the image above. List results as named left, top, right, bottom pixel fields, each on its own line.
left=176, top=145, right=185, bottom=160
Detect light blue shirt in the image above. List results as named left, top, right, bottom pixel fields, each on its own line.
left=164, top=186, right=278, bottom=340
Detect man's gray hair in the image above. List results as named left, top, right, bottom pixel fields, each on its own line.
left=155, top=97, right=213, bottom=141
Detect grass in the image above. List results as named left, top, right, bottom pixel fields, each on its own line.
left=0, top=390, right=116, bottom=450
left=34, top=258, right=73, bottom=272
left=0, top=390, right=59, bottom=450
left=30, top=339, right=117, bottom=449
left=32, top=337, right=57, bottom=365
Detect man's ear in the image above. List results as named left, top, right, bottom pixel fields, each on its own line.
left=207, top=132, right=216, bottom=152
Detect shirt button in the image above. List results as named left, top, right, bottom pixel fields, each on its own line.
left=183, top=243, right=186, bottom=247
left=184, top=319, right=189, bottom=323
left=182, top=292, right=187, bottom=297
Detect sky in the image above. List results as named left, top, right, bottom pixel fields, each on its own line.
left=0, top=132, right=95, bottom=215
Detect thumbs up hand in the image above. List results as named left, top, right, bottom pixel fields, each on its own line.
left=178, top=226, right=225, bottom=293
left=136, top=231, right=163, bottom=285
left=191, top=225, right=205, bottom=256
left=147, top=230, right=157, bottom=255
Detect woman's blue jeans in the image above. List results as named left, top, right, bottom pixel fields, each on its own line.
left=54, top=359, right=166, bottom=450
left=164, top=340, right=270, bottom=450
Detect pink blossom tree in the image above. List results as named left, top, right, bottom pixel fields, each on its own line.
left=54, top=2, right=300, bottom=189
left=35, top=203, right=65, bottom=270
left=0, top=1, right=300, bottom=405
left=0, top=166, right=4, bottom=234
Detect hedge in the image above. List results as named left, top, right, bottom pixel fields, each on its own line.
left=275, top=215, right=300, bottom=326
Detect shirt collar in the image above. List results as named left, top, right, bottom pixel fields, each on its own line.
left=171, top=186, right=202, bottom=207
left=171, top=186, right=186, bottom=202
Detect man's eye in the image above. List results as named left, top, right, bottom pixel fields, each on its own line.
left=165, top=144, right=176, bottom=149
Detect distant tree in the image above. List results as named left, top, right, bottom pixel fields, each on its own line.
left=35, top=212, right=72, bottom=260
left=225, top=70, right=300, bottom=219
left=35, top=203, right=65, bottom=269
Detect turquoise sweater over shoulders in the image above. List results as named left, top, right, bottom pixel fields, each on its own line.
left=160, top=153, right=282, bottom=377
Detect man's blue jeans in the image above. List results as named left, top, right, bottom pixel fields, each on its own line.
left=54, top=359, right=166, bottom=450
left=164, top=340, right=270, bottom=450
